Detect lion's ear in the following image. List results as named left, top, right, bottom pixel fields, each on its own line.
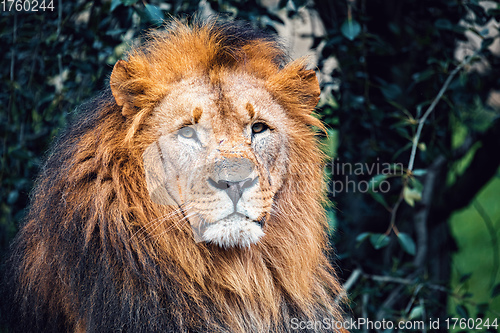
left=110, top=60, right=137, bottom=117
left=268, top=64, right=321, bottom=114
left=298, top=69, right=321, bottom=110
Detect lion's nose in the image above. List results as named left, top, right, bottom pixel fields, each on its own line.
left=212, top=156, right=254, bottom=182
left=208, top=157, right=258, bottom=209
left=208, top=178, right=258, bottom=209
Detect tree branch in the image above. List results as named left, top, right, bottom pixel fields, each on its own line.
left=431, top=117, right=500, bottom=223
left=408, top=52, right=477, bottom=172
left=388, top=52, right=480, bottom=237
left=413, top=155, right=447, bottom=268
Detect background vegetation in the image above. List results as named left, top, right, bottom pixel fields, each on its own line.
left=1, top=0, right=499, bottom=331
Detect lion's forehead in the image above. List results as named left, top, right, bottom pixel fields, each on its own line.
left=153, top=72, right=288, bottom=131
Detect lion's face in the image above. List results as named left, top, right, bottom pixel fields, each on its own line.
left=143, top=72, right=291, bottom=248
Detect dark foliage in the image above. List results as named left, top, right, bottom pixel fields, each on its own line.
left=1, top=0, right=499, bottom=331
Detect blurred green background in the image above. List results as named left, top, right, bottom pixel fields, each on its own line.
left=1, top=0, right=499, bottom=331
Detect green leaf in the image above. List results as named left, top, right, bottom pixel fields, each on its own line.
left=7, top=190, right=19, bottom=204
left=110, top=0, right=122, bottom=11
left=456, top=304, right=469, bottom=319
left=403, top=186, right=422, bottom=207
left=291, top=0, right=307, bottom=8
left=393, top=142, right=412, bottom=160
left=459, top=273, right=472, bottom=283
left=492, top=283, right=500, bottom=298
left=476, top=303, right=489, bottom=316
left=285, top=0, right=297, bottom=12
left=389, top=163, right=405, bottom=174
left=412, top=169, right=427, bottom=176
left=463, top=292, right=473, bottom=299
left=409, top=177, right=424, bottom=191
left=380, top=83, right=402, bottom=101
left=370, top=233, right=390, bottom=249
left=278, top=0, right=288, bottom=9
left=387, top=100, right=407, bottom=112
left=368, top=174, right=391, bottom=207
left=397, top=232, right=416, bottom=255
left=412, top=69, right=435, bottom=83
left=341, top=19, right=361, bottom=41
left=408, top=305, right=424, bottom=320
left=121, top=0, right=138, bottom=5
left=369, top=191, right=389, bottom=208
left=466, top=3, right=489, bottom=25
left=145, top=4, right=164, bottom=25
left=416, top=101, right=431, bottom=118
left=356, top=232, right=371, bottom=243
left=479, top=28, right=489, bottom=37
left=394, top=126, right=411, bottom=140
left=435, top=19, right=453, bottom=30
left=482, top=38, right=494, bottom=50
left=404, top=177, right=424, bottom=206
left=487, top=8, right=500, bottom=21
left=369, top=174, right=390, bottom=188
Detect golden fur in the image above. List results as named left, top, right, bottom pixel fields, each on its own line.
left=2, top=19, right=346, bottom=332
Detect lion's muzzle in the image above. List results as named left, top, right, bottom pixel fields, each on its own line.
left=197, top=156, right=266, bottom=248
left=208, top=177, right=259, bottom=210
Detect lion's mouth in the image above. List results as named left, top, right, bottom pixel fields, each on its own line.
left=194, top=213, right=265, bottom=248
left=226, top=212, right=266, bottom=227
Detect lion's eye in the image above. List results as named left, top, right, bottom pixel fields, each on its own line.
left=251, top=122, right=268, bottom=134
left=178, top=127, right=196, bottom=139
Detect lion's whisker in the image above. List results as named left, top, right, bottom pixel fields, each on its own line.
left=149, top=212, right=196, bottom=247
left=131, top=202, right=195, bottom=241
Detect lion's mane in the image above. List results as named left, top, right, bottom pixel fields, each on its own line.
left=2, top=20, right=346, bottom=333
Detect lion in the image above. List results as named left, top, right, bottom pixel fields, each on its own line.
left=1, top=19, right=346, bottom=332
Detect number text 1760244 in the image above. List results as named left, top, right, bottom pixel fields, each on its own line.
left=1, top=0, right=54, bottom=12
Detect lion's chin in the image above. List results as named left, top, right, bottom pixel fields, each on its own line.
left=201, top=214, right=265, bottom=249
